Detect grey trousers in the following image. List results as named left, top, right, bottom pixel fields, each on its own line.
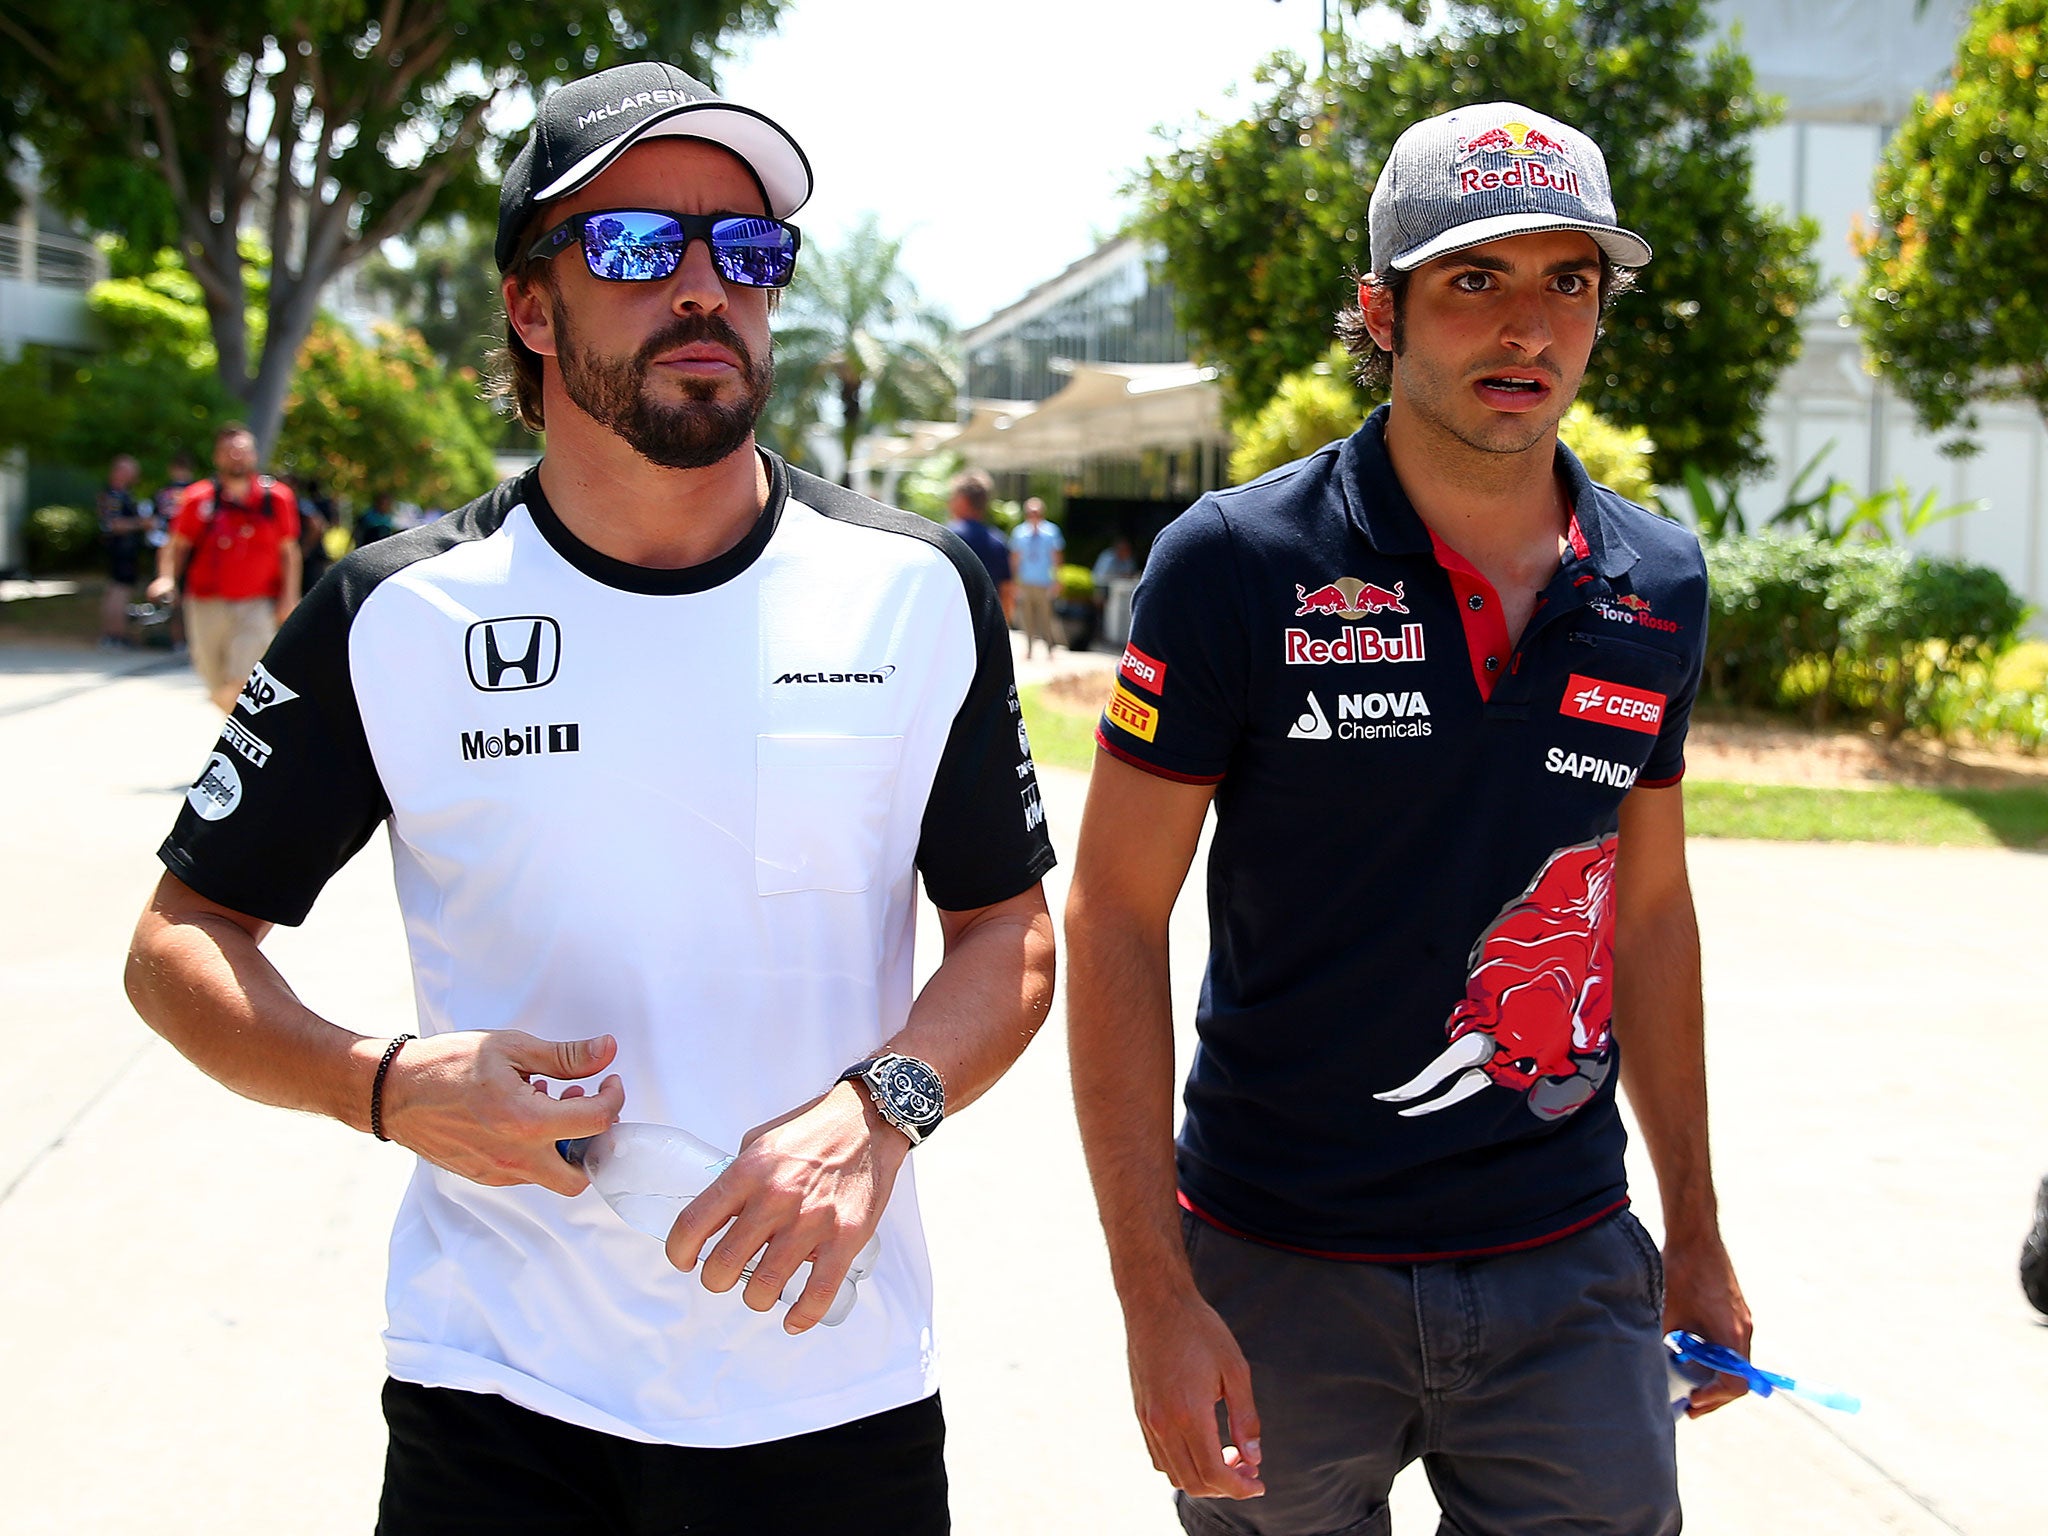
left=1176, top=1208, right=1678, bottom=1536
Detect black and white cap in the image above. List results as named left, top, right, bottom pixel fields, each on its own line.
left=1367, top=101, right=1650, bottom=275
left=496, top=61, right=813, bottom=271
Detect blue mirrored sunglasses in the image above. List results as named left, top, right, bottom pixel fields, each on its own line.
left=526, top=209, right=801, bottom=288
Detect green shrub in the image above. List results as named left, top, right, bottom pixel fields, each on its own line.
left=24, top=504, right=100, bottom=573
left=1703, top=533, right=2030, bottom=739
left=1557, top=404, right=1656, bottom=506
left=1230, top=351, right=1362, bottom=484
left=1057, top=564, right=1094, bottom=603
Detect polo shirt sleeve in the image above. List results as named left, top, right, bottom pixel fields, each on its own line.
left=1638, top=553, right=1710, bottom=789
left=1094, top=498, right=1247, bottom=784
left=158, top=565, right=391, bottom=925
left=915, top=546, right=1056, bottom=912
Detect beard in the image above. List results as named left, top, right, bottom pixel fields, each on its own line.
left=554, top=304, right=774, bottom=470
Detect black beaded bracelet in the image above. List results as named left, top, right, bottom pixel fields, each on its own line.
left=370, top=1033, right=416, bottom=1143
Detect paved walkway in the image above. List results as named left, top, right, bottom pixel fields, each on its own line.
left=1, top=640, right=2042, bottom=1533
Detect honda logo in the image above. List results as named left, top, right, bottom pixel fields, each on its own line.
left=465, top=616, right=561, bottom=692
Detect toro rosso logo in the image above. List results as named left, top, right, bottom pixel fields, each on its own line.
left=1453, top=121, right=1584, bottom=198
left=1293, top=577, right=1407, bottom=619
left=1376, top=834, right=1617, bottom=1122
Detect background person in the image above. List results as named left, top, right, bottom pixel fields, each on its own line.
left=147, top=423, right=301, bottom=713
left=127, top=60, right=1054, bottom=1536
left=1067, top=101, right=1748, bottom=1536
left=947, top=469, right=1012, bottom=625
left=95, top=453, right=149, bottom=648
left=1012, top=496, right=1065, bottom=659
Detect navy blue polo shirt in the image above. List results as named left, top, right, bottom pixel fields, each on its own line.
left=1097, top=406, right=1708, bottom=1259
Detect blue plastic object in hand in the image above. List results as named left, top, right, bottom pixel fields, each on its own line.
left=1665, top=1330, right=1861, bottom=1414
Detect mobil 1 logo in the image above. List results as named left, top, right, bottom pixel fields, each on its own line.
left=461, top=723, right=582, bottom=761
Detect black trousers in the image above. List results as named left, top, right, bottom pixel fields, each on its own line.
left=376, top=1379, right=948, bottom=1535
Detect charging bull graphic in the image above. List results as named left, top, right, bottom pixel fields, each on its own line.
left=1293, top=577, right=1408, bottom=619
left=1376, top=834, right=1617, bottom=1121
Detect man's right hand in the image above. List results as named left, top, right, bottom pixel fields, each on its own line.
left=377, top=1029, right=624, bottom=1196
left=1124, top=1284, right=1265, bottom=1501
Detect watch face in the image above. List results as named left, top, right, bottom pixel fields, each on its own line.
left=880, top=1058, right=943, bottom=1127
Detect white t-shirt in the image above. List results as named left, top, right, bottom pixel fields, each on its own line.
left=161, top=453, right=1054, bottom=1447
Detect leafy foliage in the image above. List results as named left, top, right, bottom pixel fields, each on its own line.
left=0, top=243, right=496, bottom=507
left=1230, top=348, right=1363, bottom=482
left=276, top=321, right=498, bottom=509
left=22, top=505, right=99, bottom=573
left=770, top=216, right=957, bottom=485
left=1703, top=534, right=2028, bottom=737
left=2, top=1, right=783, bottom=452
left=1135, top=0, right=1819, bottom=480
left=1852, top=1, right=2048, bottom=442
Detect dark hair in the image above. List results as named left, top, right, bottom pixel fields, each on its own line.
left=950, top=469, right=992, bottom=513
left=1335, top=255, right=1637, bottom=395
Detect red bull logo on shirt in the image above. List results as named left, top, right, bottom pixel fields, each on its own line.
left=1375, top=835, right=1617, bottom=1123
left=1293, top=577, right=1408, bottom=619
left=1452, top=120, right=1583, bottom=198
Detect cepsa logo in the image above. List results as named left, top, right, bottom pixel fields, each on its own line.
left=1560, top=674, right=1665, bottom=735
left=1118, top=642, right=1167, bottom=695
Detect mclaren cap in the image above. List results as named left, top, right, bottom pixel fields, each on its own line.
left=496, top=61, right=813, bottom=271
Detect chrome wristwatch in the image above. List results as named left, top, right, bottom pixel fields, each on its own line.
left=839, top=1053, right=945, bottom=1146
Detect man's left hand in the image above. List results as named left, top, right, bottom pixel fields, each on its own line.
left=1662, top=1232, right=1752, bottom=1416
left=665, top=1081, right=910, bottom=1334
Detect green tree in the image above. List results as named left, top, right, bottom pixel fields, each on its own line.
left=770, top=215, right=957, bottom=485
left=0, top=1, right=782, bottom=457
left=1853, top=1, right=2048, bottom=445
left=1136, top=0, right=1819, bottom=480
left=0, top=243, right=496, bottom=506
left=276, top=321, right=497, bottom=508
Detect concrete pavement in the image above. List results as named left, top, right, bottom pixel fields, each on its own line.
left=1, top=639, right=2042, bottom=1533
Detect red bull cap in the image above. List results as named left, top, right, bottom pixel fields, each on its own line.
left=1369, top=101, right=1651, bottom=275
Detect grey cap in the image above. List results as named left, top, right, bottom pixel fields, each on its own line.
left=496, top=61, right=813, bottom=271
left=1367, top=101, right=1650, bottom=275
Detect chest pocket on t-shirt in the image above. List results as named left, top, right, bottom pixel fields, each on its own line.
left=755, top=734, right=905, bottom=896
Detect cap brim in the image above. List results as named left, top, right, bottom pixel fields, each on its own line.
left=533, top=100, right=813, bottom=220
left=1389, top=212, right=1651, bottom=272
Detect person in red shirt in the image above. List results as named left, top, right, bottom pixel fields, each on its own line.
left=149, top=422, right=301, bottom=712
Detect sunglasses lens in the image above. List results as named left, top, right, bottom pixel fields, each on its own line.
left=710, top=217, right=798, bottom=287
left=582, top=212, right=685, bottom=281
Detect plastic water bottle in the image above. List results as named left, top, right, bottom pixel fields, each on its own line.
left=559, top=1122, right=879, bottom=1327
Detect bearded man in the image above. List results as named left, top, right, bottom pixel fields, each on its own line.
left=126, top=61, right=1054, bottom=1536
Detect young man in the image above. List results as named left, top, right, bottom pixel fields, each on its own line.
left=126, top=61, right=1054, bottom=1536
left=148, top=424, right=302, bottom=712
left=1011, top=497, right=1066, bottom=659
left=1066, top=102, right=1749, bottom=1535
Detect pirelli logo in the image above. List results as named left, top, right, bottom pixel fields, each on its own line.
left=1106, top=683, right=1160, bottom=742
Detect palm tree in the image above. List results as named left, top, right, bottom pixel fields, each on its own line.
left=769, top=215, right=956, bottom=486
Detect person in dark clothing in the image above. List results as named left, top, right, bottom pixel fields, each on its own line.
left=98, top=454, right=150, bottom=648
left=947, top=470, right=1012, bottom=625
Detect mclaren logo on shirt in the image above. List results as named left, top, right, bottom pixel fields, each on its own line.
left=773, top=666, right=897, bottom=684
left=466, top=616, right=561, bottom=692
left=461, top=723, right=582, bottom=761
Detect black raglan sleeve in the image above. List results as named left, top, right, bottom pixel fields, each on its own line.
left=914, top=533, right=1057, bottom=912
left=158, top=555, right=392, bottom=925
